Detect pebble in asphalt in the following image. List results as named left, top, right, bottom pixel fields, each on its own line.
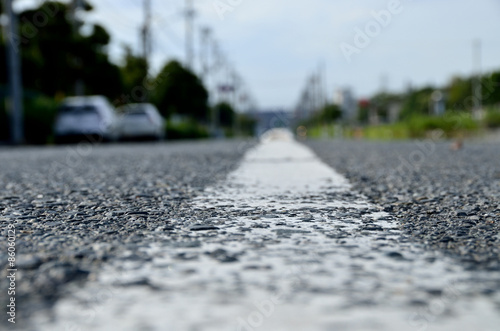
left=20, top=130, right=500, bottom=331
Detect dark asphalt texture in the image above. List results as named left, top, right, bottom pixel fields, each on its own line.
left=1, top=137, right=500, bottom=329
left=306, top=139, right=500, bottom=271
left=0, top=140, right=255, bottom=326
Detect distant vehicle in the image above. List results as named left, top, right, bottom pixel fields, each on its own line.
left=54, top=96, right=119, bottom=143
left=117, top=103, right=165, bottom=141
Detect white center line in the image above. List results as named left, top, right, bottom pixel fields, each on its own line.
left=34, top=130, right=500, bottom=331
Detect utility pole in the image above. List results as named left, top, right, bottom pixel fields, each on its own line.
left=317, top=63, right=327, bottom=109
left=200, top=26, right=211, bottom=80
left=201, top=26, right=214, bottom=133
left=309, top=74, right=317, bottom=113
left=231, top=70, right=241, bottom=136
left=472, top=39, right=482, bottom=119
left=185, top=0, right=195, bottom=70
left=380, top=73, right=388, bottom=93
left=200, top=26, right=218, bottom=135
left=141, top=0, right=152, bottom=68
left=2, top=0, right=24, bottom=144
left=210, top=41, right=225, bottom=137
left=71, top=0, right=84, bottom=96
left=212, top=42, right=223, bottom=104
left=321, top=60, right=328, bottom=108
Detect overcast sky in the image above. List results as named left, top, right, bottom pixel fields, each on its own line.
left=14, top=0, right=500, bottom=109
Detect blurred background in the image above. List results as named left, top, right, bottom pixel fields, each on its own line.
left=1, top=0, right=500, bottom=145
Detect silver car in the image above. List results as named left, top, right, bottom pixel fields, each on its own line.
left=54, top=96, right=119, bottom=143
left=117, top=103, right=165, bottom=141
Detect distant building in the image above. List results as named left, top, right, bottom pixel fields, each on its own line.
left=334, top=88, right=357, bottom=122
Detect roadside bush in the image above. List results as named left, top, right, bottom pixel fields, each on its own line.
left=485, top=109, right=500, bottom=128
left=238, top=113, right=257, bottom=137
left=24, top=94, right=58, bottom=144
left=363, top=123, right=410, bottom=140
left=166, top=121, right=209, bottom=140
left=406, top=113, right=478, bottom=138
left=0, top=91, right=58, bottom=144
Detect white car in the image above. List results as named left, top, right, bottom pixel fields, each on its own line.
left=117, top=103, right=165, bottom=141
left=54, top=96, right=119, bottom=143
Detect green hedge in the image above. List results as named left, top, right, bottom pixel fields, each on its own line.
left=363, top=123, right=410, bottom=140
left=166, top=121, right=209, bottom=140
left=485, top=110, right=500, bottom=128
left=405, top=113, right=478, bottom=138
left=1, top=92, right=58, bottom=144
left=304, top=112, right=481, bottom=141
left=24, top=95, right=59, bottom=144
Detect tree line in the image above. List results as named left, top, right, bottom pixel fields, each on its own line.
left=0, top=1, right=251, bottom=143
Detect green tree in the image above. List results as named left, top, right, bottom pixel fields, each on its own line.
left=445, top=73, right=500, bottom=111
left=1, top=1, right=123, bottom=144
left=446, top=76, right=472, bottom=110
left=318, top=103, right=342, bottom=123
left=16, top=1, right=122, bottom=99
left=152, top=60, right=209, bottom=121
left=358, top=99, right=370, bottom=123
left=300, top=103, right=342, bottom=128
left=483, top=71, right=500, bottom=106
left=18, top=2, right=78, bottom=96
left=120, top=46, right=148, bottom=96
left=238, top=113, right=257, bottom=137
left=213, top=102, right=235, bottom=128
left=370, top=92, right=401, bottom=122
left=79, top=24, right=124, bottom=99
left=400, top=86, right=434, bottom=119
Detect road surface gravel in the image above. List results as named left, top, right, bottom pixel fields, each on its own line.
left=1, top=136, right=499, bottom=330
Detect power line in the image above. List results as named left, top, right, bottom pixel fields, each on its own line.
left=98, top=0, right=140, bottom=31
left=153, top=15, right=185, bottom=52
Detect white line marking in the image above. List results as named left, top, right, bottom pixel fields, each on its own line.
left=34, top=130, right=500, bottom=331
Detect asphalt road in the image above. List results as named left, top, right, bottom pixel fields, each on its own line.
left=0, top=139, right=254, bottom=329
left=306, top=139, right=500, bottom=270
left=1, top=137, right=499, bottom=330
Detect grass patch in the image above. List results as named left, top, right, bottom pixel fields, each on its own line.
left=405, top=113, right=478, bottom=138
left=363, top=123, right=410, bottom=140
left=304, top=112, right=481, bottom=140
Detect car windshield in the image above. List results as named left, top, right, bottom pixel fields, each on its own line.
left=124, top=111, right=147, bottom=116
left=59, top=105, right=99, bottom=114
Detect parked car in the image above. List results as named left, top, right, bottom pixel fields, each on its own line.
left=117, top=103, right=165, bottom=141
left=54, top=95, right=119, bottom=143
